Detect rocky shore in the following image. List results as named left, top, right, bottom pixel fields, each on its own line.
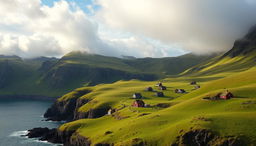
left=27, top=92, right=246, bottom=146
left=25, top=127, right=91, bottom=146
left=44, top=95, right=110, bottom=121
left=26, top=89, right=111, bottom=145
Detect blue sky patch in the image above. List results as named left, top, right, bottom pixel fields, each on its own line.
left=41, top=0, right=98, bottom=15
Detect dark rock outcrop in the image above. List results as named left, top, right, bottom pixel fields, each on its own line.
left=44, top=97, right=78, bottom=121
left=26, top=127, right=51, bottom=138
left=172, top=129, right=245, bottom=146
left=131, top=138, right=146, bottom=146
left=177, top=129, right=215, bottom=146
left=69, top=132, right=91, bottom=146
left=26, top=127, right=91, bottom=146
left=44, top=90, right=91, bottom=121
left=87, top=106, right=111, bottom=118
left=223, top=25, right=256, bottom=58
left=74, top=105, right=111, bottom=120
left=44, top=89, right=110, bottom=121
left=73, top=98, right=90, bottom=120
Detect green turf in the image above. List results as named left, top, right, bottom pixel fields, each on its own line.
left=56, top=66, right=256, bottom=145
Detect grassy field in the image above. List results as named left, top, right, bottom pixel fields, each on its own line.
left=56, top=65, right=256, bottom=145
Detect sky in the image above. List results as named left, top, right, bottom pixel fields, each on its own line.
left=0, top=0, right=256, bottom=58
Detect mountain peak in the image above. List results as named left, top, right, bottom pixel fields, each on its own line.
left=244, top=25, right=256, bottom=41
left=223, top=25, right=256, bottom=58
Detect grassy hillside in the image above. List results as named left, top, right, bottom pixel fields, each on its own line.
left=182, top=26, right=256, bottom=76
left=52, top=26, right=256, bottom=144
left=54, top=66, right=256, bottom=145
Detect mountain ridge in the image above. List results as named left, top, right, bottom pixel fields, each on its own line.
left=0, top=52, right=216, bottom=97
left=182, top=26, right=256, bottom=76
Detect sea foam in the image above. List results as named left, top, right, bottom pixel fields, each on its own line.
left=9, top=130, right=29, bottom=137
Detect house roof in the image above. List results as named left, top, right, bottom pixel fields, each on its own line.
left=134, top=100, right=145, bottom=104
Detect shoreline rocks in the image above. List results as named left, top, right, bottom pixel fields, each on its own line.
left=44, top=95, right=110, bottom=121
left=44, top=90, right=91, bottom=121
left=26, top=127, right=91, bottom=146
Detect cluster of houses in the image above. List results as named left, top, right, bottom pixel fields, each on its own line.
left=131, top=82, right=166, bottom=107
left=132, top=82, right=185, bottom=107
left=131, top=81, right=204, bottom=107
left=108, top=81, right=234, bottom=117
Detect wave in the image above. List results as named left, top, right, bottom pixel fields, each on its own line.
left=9, top=130, right=29, bottom=137
left=45, top=120, right=66, bottom=124
left=9, top=130, right=63, bottom=146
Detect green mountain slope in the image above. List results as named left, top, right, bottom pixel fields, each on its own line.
left=0, top=52, right=215, bottom=97
left=0, top=56, right=60, bottom=96
left=123, top=53, right=218, bottom=75
left=40, top=25, right=256, bottom=145
left=40, top=52, right=216, bottom=88
left=182, top=26, right=256, bottom=76
left=49, top=66, right=256, bottom=145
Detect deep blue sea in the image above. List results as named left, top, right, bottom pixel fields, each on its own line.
left=0, top=98, right=62, bottom=146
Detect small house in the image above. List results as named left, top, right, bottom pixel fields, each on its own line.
left=220, top=91, right=233, bottom=100
left=155, top=92, right=164, bottom=97
left=132, top=100, right=145, bottom=107
left=145, top=87, right=153, bottom=91
left=155, top=82, right=163, bottom=87
left=190, top=81, right=197, bottom=85
left=175, top=89, right=186, bottom=93
left=194, top=85, right=200, bottom=89
left=133, top=93, right=142, bottom=99
left=159, top=86, right=167, bottom=90
left=107, top=108, right=116, bottom=115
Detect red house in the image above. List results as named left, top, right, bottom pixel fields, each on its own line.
left=220, top=92, right=234, bottom=99
left=132, top=100, right=145, bottom=107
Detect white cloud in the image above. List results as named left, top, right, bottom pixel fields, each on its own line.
left=0, top=33, right=62, bottom=57
left=95, top=0, right=256, bottom=54
left=0, top=0, right=113, bottom=58
left=0, top=0, right=174, bottom=58
left=0, top=0, right=256, bottom=58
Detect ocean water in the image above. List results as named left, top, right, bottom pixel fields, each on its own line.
left=0, top=98, right=62, bottom=146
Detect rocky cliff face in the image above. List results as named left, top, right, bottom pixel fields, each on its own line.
left=44, top=97, right=79, bottom=121
left=27, top=127, right=245, bottom=146
left=44, top=90, right=91, bottom=121
left=223, top=25, right=256, bottom=58
left=172, top=129, right=245, bottom=146
left=44, top=88, right=110, bottom=121
left=26, top=127, right=91, bottom=146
